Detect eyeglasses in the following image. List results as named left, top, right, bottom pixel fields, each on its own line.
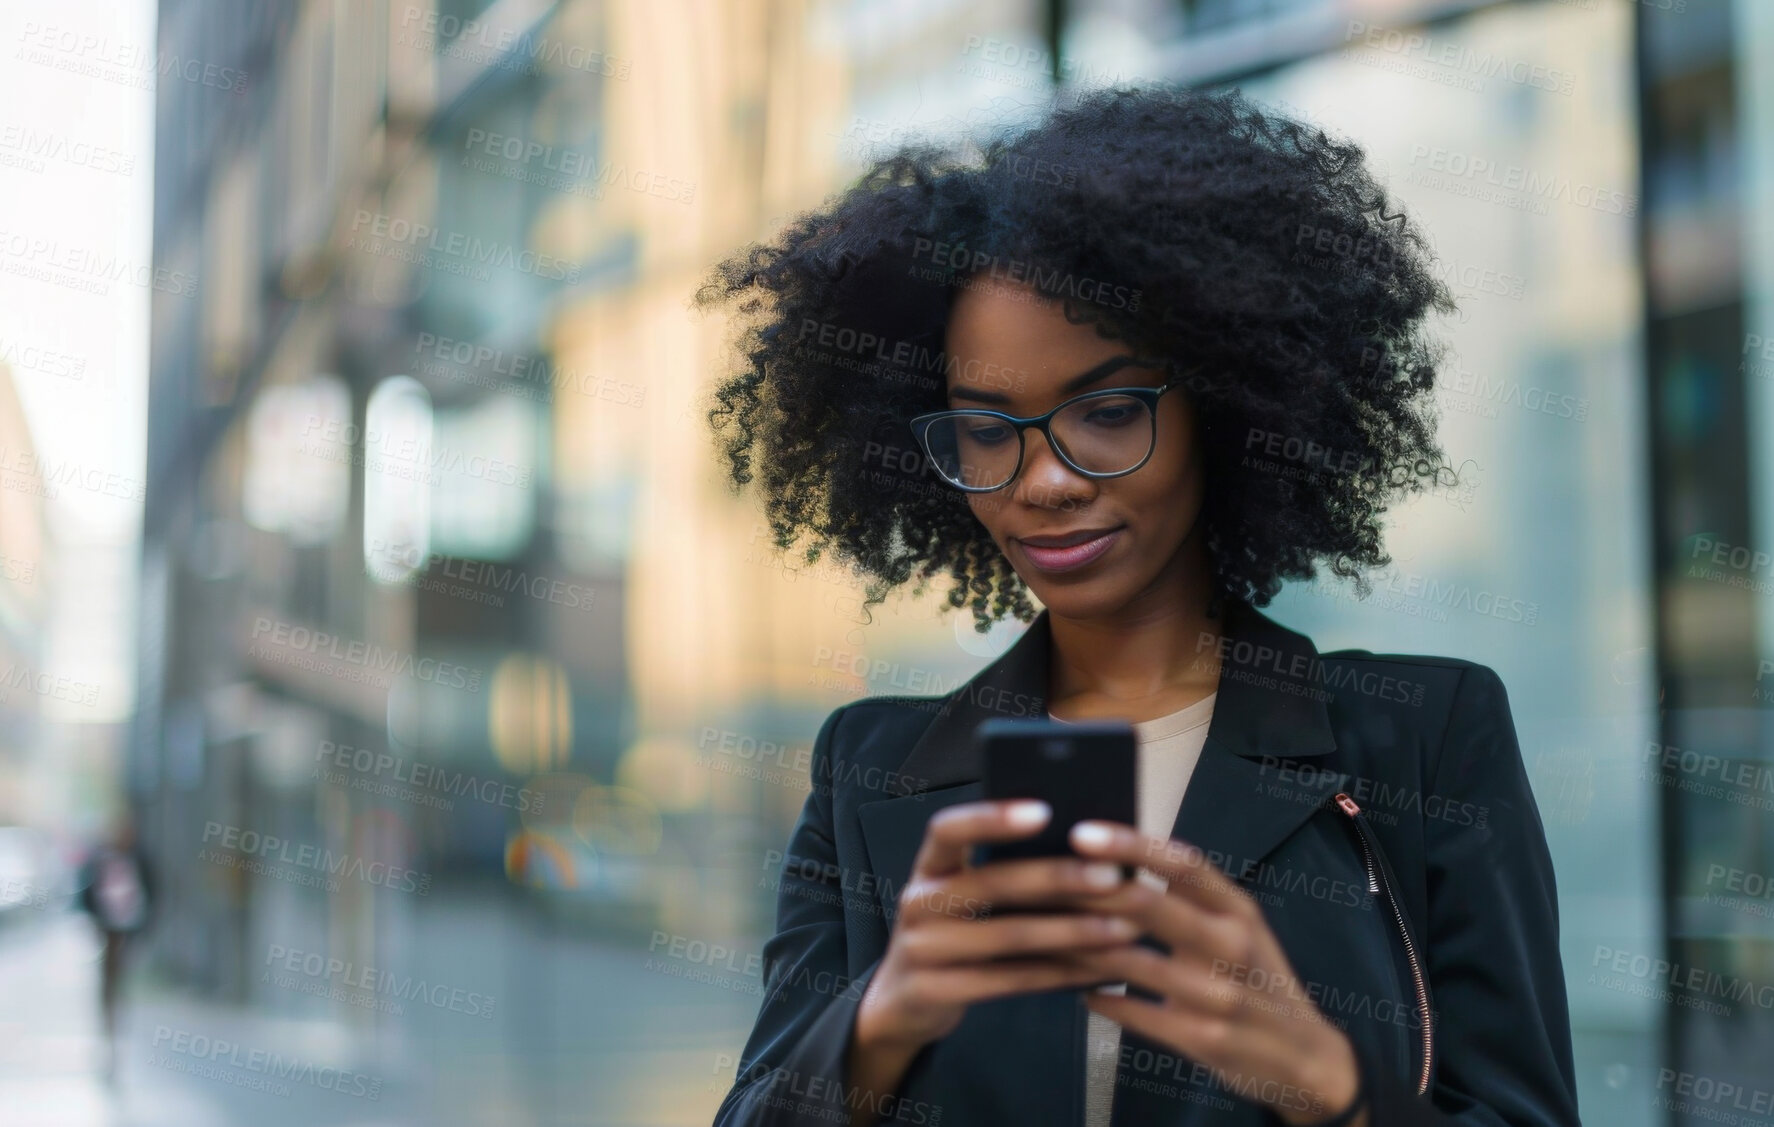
left=909, top=366, right=1182, bottom=493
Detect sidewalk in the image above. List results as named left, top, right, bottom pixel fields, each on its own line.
left=0, top=909, right=398, bottom=1127
left=0, top=893, right=762, bottom=1126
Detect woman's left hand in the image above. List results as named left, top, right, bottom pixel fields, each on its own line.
left=1060, top=819, right=1368, bottom=1127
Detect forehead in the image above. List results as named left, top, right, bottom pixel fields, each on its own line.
left=944, top=280, right=1120, bottom=386
left=941, top=279, right=1165, bottom=405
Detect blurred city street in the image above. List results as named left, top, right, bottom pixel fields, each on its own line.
left=0, top=892, right=754, bottom=1126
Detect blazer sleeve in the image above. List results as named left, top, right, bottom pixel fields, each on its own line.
left=1357, top=663, right=1582, bottom=1127
left=711, top=702, right=894, bottom=1127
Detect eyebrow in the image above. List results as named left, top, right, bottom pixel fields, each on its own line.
left=948, top=355, right=1151, bottom=406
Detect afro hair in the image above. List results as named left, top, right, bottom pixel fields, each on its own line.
left=693, top=84, right=1462, bottom=633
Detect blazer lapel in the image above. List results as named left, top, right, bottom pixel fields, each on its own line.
left=860, top=597, right=1346, bottom=899
left=854, top=599, right=1350, bottom=1124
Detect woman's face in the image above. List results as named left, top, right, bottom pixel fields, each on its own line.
left=940, top=277, right=1207, bottom=620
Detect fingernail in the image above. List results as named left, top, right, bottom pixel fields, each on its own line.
left=1006, top=801, right=1051, bottom=828
left=1071, top=822, right=1114, bottom=850
left=1083, top=862, right=1121, bottom=888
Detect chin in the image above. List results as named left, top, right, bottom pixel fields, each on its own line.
left=1022, top=577, right=1127, bottom=619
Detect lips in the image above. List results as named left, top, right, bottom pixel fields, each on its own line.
left=1016, top=526, right=1124, bottom=573
left=1019, top=526, right=1122, bottom=548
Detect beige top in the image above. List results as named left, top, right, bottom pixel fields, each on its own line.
left=1050, top=693, right=1219, bottom=1127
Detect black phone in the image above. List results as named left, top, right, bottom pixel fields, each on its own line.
left=969, top=716, right=1137, bottom=883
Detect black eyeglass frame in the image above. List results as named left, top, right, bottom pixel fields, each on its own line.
left=909, top=374, right=1185, bottom=494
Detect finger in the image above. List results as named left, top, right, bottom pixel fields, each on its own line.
left=941, top=853, right=1129, bottom=911
left=1069, top=821, right=1249, bottom=914
left=898, top=912, right=1141, bottom=966
left=1046, top=875, right=1245, bottom=963
left=1061, top=945, right=1291, bottom=1023
left=1053, top=942, right=1193, bottom=1002
left=916, top=957, right=1130, bottom=1009
left=913, top=800, right=1051, bottom=878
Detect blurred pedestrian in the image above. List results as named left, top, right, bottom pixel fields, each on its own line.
left=76, top=817, right=153, bottom=1084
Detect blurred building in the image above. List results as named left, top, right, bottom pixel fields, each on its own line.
left=133, top=0, right=986, bottom=1018
left=0, top=360, right=52, bottom=826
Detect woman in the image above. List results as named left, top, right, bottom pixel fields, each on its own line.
left=697, top=86, right=1579, bottom=1127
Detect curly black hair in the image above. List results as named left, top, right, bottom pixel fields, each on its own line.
left=692, top=84, right=1461, bottom=634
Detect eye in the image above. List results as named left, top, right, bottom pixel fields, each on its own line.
left=964, top=422, right=1012, bottom=445
left=1082, top=403, right=1139, bottom=426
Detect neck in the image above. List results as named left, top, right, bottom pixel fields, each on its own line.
left=1044, top=533, right=1227, bottom=718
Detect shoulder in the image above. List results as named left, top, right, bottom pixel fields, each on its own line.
left=1313, top=647, right=1515, bottom=783
left=811, top=693, right=947, bottom=756
left=1316, top=645, right=1507, bottom=697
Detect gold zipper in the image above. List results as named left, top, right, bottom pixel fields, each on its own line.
left=1334, top=791, right=1433, bottom=1096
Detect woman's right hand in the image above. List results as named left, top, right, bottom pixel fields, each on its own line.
left=854, top=798, right=1139, bottom=1056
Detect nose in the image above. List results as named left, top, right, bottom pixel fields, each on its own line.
left=1010, top=425, right=1095, bottom=510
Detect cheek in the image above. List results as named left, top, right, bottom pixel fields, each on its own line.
left=1135, top=444, right=1198, bottom=504
left=967, top=494, right=1003, bottom=533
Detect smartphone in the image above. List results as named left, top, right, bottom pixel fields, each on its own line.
left=969, top=716, right=1137, bottom=883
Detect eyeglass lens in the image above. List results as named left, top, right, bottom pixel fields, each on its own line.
left=921, top=393, right=1154, bottom=490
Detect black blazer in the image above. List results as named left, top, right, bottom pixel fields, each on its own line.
left=712, top=598, right=1581, bottom=1127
